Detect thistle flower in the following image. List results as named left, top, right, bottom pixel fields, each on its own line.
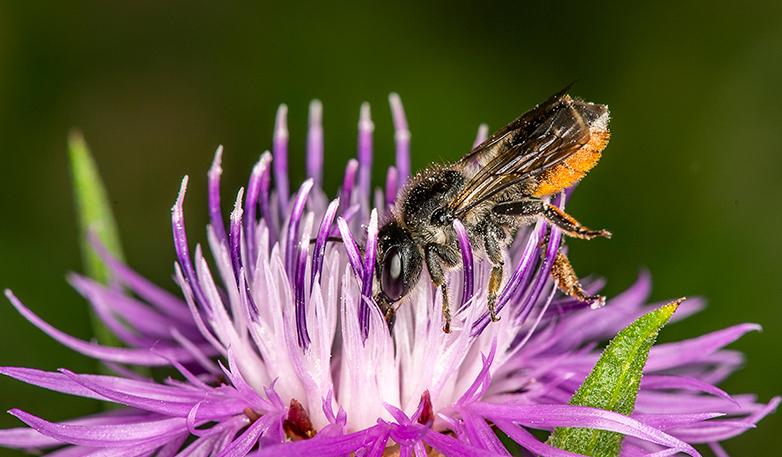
left=0, top=96, right=777, bottom=457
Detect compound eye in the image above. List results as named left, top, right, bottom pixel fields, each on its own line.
left=381, top=247, right=405, bottom=302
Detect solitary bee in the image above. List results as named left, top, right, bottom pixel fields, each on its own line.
left=375, top=88, right=612, bottom=333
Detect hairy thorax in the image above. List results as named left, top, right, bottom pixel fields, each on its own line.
left=394, top=164, right=525, bottom=262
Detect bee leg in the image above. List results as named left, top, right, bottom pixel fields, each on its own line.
left=483, top=223, right=505, bottom=322
left=543, top=203, right=611, bottom=240
left=375, top=293, right=397, bottom=331
left=551, top=249, right=606, bottom=307
left=425, top=244, right=461, bottom=333
left=494, top=199, right=611, bottom=240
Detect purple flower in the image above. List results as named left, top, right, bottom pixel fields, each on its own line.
left=0, top=95, right=777, bottom=456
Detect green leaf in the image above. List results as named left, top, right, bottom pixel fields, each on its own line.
left=68, top=131, right=125, bottom=347
left=548, top=298, right=685, bottom=457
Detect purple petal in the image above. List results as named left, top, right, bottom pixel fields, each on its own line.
left=423, top=429, right=506, bottom=457
left=179, top=434, right=220, bottom=456
left=672, top=396, right=779, bottom=443
left=251, top=426, right=383, bottom=456
left=89, top=233, right=191, bottom=322
left=78, top=283, right=149, bottom=347
left=245, top=152, right=272, bottom=271
left=340, top=159, right=359, bottom=214
left=359, top=209, right=379, bottom=340
left=634, top=391, right=756, bottom=415
left=493, top=419, right=581, bottom=457
left=458, top=342, right=497, bottom=406
left=43, top=446, right=99, bottom=457
left=258, top=151, right=277, bottom=243
left=633, top=412, right=725, bottom=431
left=708, top=442, right=729, bottom=457
left=0, top=426, right=62, bottom=449
left=9, top=409, right=187, bottom=448
left=357, top=102, right=374, bottom=218
left=311, top=198, right=340, bottom=290
left=467, top=402, right=700, bottom=456
left=68, top=274, right=192, bottom=342
left=513, top=224, right=561, bottom=326
left=306, top=100, right=324, bottom=185
left=459, top=409, right=510, bottom=454
left=646, top=323, right=762, bottom=371
left=337, top=217, right=364, bottom=278
left=208, top=145, right=228, bottom=245
left=383, top=403, right=411, bottom=425
left=5, top=290, right=203, bottom=366
left=219, top=413, right=283, bottom=457
left=172, top=176, right=210, bottom=311
left=364, top=429, right=391, bottom=457
left=87, top=433, right=188, bottom=457
left=58, top=369, right=245, bottom=419
left=229, top=188, right=245, bottom=285
left=0, top=367, right=105, bottom=401
left=295, top=245, right=311, bottom=348
left=273, top=104, right=290, bottom=213
left=385, top=166, right=399, bottom=207
left=285, top=179, right=314, bottom=278
left=155, top=434, right=189, bottom=457
left=169, top=327, right=221, bottom=375
left=389, top=93, right=410, bottom=187
left=640, top=375, right=736, bottom=405
left=453, top=218, right=474, bottom=311
left=0, top=410, right=151, bottom=449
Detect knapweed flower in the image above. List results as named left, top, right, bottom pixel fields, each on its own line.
left=0, top=96, right=777, bottom=456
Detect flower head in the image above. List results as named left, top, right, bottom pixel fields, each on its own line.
left=0, top=95, right=777, bottom=456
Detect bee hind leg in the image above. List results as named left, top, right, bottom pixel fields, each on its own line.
left=551, top=249, right=605, bottom=308
left=494, top=199, right=607, bottom=306
left=494, top=198, right=611, bottom=240
left=425, top=244, right=461, bottom=333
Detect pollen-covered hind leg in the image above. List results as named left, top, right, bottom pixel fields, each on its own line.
left=551, top=250, right=605, bottom=307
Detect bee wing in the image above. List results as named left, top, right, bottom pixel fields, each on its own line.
left=450, top=90, right=605, bottom=216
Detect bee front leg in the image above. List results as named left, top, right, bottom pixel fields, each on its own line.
left=374, top=292, right=397, bottom=331
left=483, top=223, right=505, bottom=322
left=425, top=244, right=460, bottom=333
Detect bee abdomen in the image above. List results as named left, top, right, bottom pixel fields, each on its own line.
left=532, top=129, right=610, bottom=197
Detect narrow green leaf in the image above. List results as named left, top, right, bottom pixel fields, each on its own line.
left=548, top=298, right=685, bottom=456
left=68, top=131, right=125, bottom=347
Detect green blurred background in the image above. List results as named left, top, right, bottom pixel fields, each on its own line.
left=0, top=1, right=779, bottom=455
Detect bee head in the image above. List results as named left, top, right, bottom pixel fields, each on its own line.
left=376, top=221, right=422, bottom=303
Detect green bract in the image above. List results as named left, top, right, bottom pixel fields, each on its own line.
left=68, top=131, right=126, bottom=347
left=549, top=299, right=684, bottom=456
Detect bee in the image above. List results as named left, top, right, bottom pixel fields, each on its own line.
left=375, top=87, right=612, bottom=333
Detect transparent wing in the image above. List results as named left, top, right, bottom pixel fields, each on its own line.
left=450, top=89, right=603, bottom=216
